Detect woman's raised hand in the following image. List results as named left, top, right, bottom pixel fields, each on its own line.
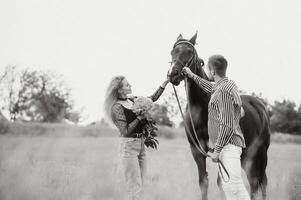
left=161, top=77, right=170, bottom=88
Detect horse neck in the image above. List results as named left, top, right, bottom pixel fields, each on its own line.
left=187, top=58, right=210, bottom=106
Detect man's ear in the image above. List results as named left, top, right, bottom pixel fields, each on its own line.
left=208, top=64, right=215, bottom=76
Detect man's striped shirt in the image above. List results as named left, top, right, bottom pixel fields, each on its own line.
left=191, top=75, right=246, bottom=153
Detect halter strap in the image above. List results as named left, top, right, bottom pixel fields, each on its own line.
left=173, top=40, right=195, bottom=48
left=172, top=40, right=198, bottom=73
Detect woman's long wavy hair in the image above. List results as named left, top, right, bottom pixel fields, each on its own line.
left=103, top=75, right=125, bottom=124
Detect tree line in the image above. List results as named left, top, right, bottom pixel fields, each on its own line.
left=0, top=65, right=80, bottom=123
left=1, top=65, right=301, bottom=135
left=149, top=91, right=301, bottom=136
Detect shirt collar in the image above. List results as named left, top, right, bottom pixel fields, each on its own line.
left=213, top=77, right=228, bottom=90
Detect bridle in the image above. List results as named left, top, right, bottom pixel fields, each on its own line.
left=171, top=40, right=207, bottom=153
left=171, top=40, right=230, bottom=182
left=171, top=40, right=201, bottom=75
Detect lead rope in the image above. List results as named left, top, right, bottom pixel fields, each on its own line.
left=172, top=81, right=230, bottom=182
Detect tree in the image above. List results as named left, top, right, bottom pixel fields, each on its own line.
left=270, top=99, right=301, bottom=134
left=0, top=65, right=19, bottom=120
left=160, top=89, right=187, bottom=127
left=0, top=66, right=80, bottom=123
left=150, top=103, right=173, bottom=127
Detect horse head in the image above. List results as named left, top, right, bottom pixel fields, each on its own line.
left=168, top=32, right=207, bottom=85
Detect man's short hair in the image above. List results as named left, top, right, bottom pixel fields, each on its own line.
left=208, top=55, right=228, bottom=77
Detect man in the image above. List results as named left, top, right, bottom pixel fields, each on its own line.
left=182, top=55, right=250, bottom=200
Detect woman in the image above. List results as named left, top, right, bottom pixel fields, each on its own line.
left=103, top=75, right=169, bottom=200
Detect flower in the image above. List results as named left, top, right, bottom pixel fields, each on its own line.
left=131, top=96, right=153, bottom=115
left=131, top=96, right=159, bottom=149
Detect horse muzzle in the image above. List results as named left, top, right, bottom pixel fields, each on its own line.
left=168, top=64, right=185, bottom=85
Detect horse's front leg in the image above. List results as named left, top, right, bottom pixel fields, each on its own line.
left=191, top=145, right=208, bottom=200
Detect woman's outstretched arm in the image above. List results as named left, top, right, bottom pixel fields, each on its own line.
left=148, top=79, right=169, bottom=102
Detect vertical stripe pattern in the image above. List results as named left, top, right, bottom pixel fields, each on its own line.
left=192, top=75, right=246, bottom=153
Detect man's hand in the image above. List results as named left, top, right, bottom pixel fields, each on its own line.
left=182, top=67, right=194, bottom=78
left=208, top=151, right=220, bottom=163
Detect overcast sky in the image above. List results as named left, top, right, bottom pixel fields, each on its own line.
left=1, top=0, right=300, bottom=123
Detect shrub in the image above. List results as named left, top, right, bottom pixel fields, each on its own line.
left=5, top=122, right=119, bottom=137
left=157, top=126, right=177, bottom=139
left=0, top=121, right=10, bottom=134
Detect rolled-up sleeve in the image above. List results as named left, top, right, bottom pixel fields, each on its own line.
left=191, top=74, right=213, bottom=94
left=148, top=86, right=165, bottom=102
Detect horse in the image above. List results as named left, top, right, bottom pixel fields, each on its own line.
left=167, top=32, right=271, bottom=200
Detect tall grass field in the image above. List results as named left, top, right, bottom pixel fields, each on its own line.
left=0, top=123, right=300, bottom=200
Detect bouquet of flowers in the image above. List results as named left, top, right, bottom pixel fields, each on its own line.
left=131, top=96, right=159, bottom=149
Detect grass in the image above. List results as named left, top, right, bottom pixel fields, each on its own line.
left=3, top=122, right=301, bottom=144
left=4, top=122, right=119, bottom=137
left=270, top=132, right=301, bottom=144
left=0, top=122, right=300, bottom=199
left=0, top=132, right=301, bottom=199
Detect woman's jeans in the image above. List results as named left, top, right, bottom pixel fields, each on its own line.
left=219, top=144, right=250, bottom=200
left=119, top=137, right=146, bottom=200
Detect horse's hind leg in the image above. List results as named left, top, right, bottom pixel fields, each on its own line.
left=243, top=146, right=268, bottom=200
left=242, top=145, right=259, bottom=200
left=244, top=160, right=260, bottom=200
left=260, top=172, right=268, bottom=200
left=258, top=146, right=268, bottom=200
left=191, top=146, right=208, bottom=200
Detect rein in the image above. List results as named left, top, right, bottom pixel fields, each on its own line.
left=171, top=40, right=230, bottom=182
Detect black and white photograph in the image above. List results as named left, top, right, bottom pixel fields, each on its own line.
left=0, top=0, right=300, bottom=200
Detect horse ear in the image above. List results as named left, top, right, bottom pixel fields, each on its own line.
left=177, top=34, right=183, bottom=41
left=189, top=31, right=198, bottom=45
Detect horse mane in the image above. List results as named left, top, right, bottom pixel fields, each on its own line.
left=187, top=56, right=211, bottom=104
left=195, top=58, right=208, bottom=81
